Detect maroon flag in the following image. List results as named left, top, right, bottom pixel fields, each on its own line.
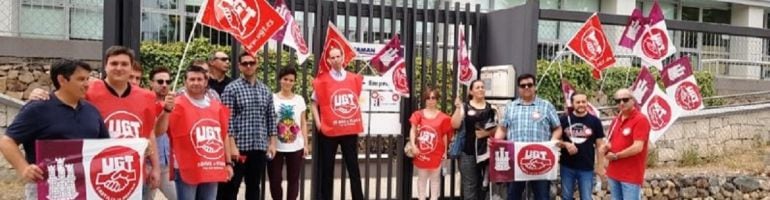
left=36, top=139, right=148, bottom=200
left=630, top=66, right=656, bottom=106
left=270, top=0, right=310, bottom=64
left=457, top=29, right=477, bottom=85
left=489, top=139, right=515, bottom=183
left=661, top=56, right=704, bottom=112
left=618, top=9, right=646, bottom=49
left=633, top=0, right=676, bottom=70
left=370, top=35, right=404, bottom=76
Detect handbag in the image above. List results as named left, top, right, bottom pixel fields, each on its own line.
left=448, top=104, right=468, bottom=159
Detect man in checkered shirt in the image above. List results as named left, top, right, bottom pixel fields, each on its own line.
left=494, top=73, right=563, bottom=200
left=219, top=52, right=278, bottom=200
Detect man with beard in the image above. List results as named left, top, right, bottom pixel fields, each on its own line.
left=168, top=65, right=233, bottom=199
left=219, top=52, right=277, bottom=200
left=558, top=92, right=605, bottom=200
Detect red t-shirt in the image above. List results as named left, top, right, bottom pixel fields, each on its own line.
left=312, top=72, right=364, bottom=137
left=86, top=80, right=158, bottom=138
left=409, top=110, right=453, bottom=169
left=168, top=95, right=230, bottom=184
left=606, top=109, right=651, bottom=185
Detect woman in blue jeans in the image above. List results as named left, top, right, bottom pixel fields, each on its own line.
left=451, top=80, right=496, bottom=200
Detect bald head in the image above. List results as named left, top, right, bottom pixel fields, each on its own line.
left=614, top=88, right=636, bottom=114
left=614, top=88, right=633, bottom=100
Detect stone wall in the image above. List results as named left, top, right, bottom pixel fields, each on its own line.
left=0, top=56, right=101, bottom=100
left=648, top=104, right=770, bottom=166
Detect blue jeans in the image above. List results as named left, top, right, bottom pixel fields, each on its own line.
left=560, top=166, right=594, bottom=200
left=507, top=180, right=550, bottom=200
left=608, top=178, right=641, bottom=200
left=174, top=169, right=218, bottom=200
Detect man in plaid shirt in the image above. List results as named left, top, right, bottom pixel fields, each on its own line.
left=495, top=73, right=563, bottom=200
left=219, top=52, right=278, bottom=200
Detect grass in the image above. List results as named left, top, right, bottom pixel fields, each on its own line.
left=679, top=147, right=702, bottom=167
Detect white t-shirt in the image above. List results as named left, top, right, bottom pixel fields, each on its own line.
left=273, top=93, right=307, bottom=152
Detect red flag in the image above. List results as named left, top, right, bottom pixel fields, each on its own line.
left=457, top=29, right=477, bottom=85
left=271, top=0, right=310, bottom=64
left=566, top=13, right=616, bottom=80
left=317, top=22, right=357, bottom=77
left=382, top=59, right=409, bottom=97
left=370, top=34, right=404, bottom=76
left=198, top=0, right=286, bottom=55
left=642, top=84, right=682, bottom=143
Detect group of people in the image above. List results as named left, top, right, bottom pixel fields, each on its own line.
left=406, top=74, right=652, bottom=200
left=0, top=44, right=651, bottom=200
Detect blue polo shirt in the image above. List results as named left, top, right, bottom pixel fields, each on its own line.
left=6, top=94, right=109, bottom=163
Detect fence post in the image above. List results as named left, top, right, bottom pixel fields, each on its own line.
left=102, top=0, right=141, bottom=70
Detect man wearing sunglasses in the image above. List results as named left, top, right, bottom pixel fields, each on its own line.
left=219, top=52, right=277, bottom=200
left=495, top=73, right=562, bottom=200
left=208, top=51, right=233, bottom=95
left=601, top=89, right=650, bottom=200
left=146, top=67, right=178, bottom=200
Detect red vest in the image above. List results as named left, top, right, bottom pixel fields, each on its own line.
left=312, top=72, right=364, bottom=137
left=86, top=80, right=158, bottom=138
left=168, top=95, right=230, bottom=184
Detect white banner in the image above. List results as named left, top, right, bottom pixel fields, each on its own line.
left=641, top=85, right=682, bottom=143
left=360, top=75, right=402, bottom=135
left=351, top=42, right=385, bottom=61
left=513, top=142, right=559, bottom=181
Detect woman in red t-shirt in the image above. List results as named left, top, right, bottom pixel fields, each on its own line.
left=409, top=87, right=453, bottom=200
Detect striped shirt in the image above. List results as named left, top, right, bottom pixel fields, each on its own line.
left=501, top=97, right=560, bottom=142
left=221, top=78, right=277, bottom=151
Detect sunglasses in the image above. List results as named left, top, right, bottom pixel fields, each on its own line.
left=519, top=83, right=535, bottom=89
left=240, top=61, right=257, bottom=66
left=215, top=57, right=229, bottom=62
left=155, top=79, right=172, bottom=85
left=614, top=97, right=631, bottom=104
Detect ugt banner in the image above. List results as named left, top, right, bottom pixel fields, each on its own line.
left=489, top=139, right=514, bottom=183
left=514, top=142, right=559, bottom=181
left=36, top=139, right=148, bottom=200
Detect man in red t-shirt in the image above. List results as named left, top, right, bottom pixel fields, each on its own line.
left=602, top=88, right=651, bottom=200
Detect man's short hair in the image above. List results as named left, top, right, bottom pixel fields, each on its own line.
left=104, top=46, right=136, bottom=64
left=131, top=62, right=143, bottom=73
left=192, top=59, right=208, bottom=67
left=185, top=64, right=208, bottom=78
left=149, top=67, right=171, bottom=80
left=570, top=92, right=587, bottom=103
left=516, top=73, right=536, bottom=85
left=51, top=59, right=93, bottom=90
left=239, top=51, right=255, bottom=61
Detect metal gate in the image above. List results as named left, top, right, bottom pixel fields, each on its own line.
left=251, top=0, right=482, bottom=199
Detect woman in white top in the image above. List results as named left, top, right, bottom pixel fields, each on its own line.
left=267, top=67, right=308, bottom=200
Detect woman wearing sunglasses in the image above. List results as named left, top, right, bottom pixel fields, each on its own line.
left=408, top=87, right=453, bottom=200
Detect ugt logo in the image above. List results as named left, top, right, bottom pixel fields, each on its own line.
left=104, top=111, right=142, bottom=139
left=190, top=119, right=225, bottom=160
left=331, top=89, right=358, bottom=119
left=90, top=146, right=141, bottom=200
left=214, top=0, right=260, bottom=38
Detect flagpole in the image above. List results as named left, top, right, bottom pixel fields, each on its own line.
left=536, top=46, right=568, bottom=88
left=624, top=65, right=633, bottom=86
left=172, top=21, right=199, bottom=91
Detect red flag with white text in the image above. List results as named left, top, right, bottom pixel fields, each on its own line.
left=514, top=142, right=559, bottom=181
left=198, top=0, right=286, bottom=56
left=632, top=1, right=676, bottom=70
left=566, top=13, right=616, bottom=79
left=382, top=59, right=409, bottom=97
left=641, top=84, right=682, bottom=143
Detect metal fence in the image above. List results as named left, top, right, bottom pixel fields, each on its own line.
left=0, top=0, right=103, bottom=40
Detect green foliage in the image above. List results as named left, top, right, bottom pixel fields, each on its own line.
left=140, top=38, right=230, bottom=87
left=679, top=146, right=702, bottom=166
left=647, top=148, right=659, bottom=168
left=535, top=60, right=720, bottom=110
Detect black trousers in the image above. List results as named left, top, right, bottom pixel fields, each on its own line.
left=216, top=150, right=266, bottom=200
left=316, top=134, right=364, bottom=200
